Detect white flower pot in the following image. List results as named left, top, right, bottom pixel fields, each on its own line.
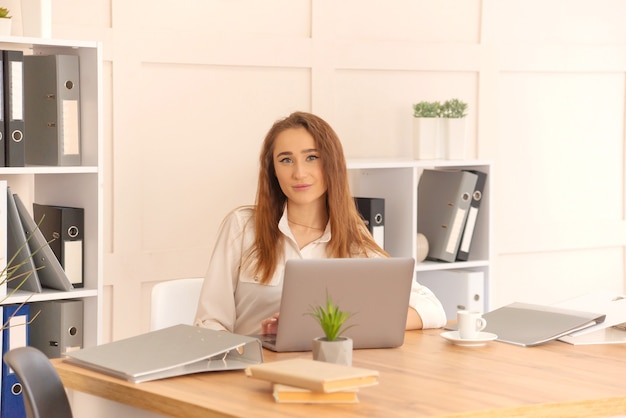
left=312, top=336, right=353, bottom=366
left=0, top=18, right=12, bottom=36
left=442, top=118, right=468, bottom=159
left=412, top=117, right=441, bottom=160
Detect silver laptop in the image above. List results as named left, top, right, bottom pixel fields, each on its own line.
left=255, top=257, right=415, bottom=352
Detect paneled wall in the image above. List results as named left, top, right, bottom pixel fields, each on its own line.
left=8, top=0, right=624, bottom=340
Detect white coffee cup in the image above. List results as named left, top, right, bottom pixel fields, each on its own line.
left=457, top=310, right=487, bottom=340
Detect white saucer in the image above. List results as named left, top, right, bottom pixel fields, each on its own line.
left=440, top=331, right=498, bottom=347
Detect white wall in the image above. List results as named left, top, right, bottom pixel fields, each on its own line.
left=9, top=0, right=624, bottom=340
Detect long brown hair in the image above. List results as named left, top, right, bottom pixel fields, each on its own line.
left=244, top=111, right=388, bottom=284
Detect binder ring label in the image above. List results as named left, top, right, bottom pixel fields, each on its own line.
left=12, top=130, right=23, bottom=142
left=11, top=383, right=22, bottom=395
left=68, top=225, right=80, bottom=238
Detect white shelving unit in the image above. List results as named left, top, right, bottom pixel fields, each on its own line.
left=0, top=36, right=102, bottom=348
left=348, top=158, right=492, bottom=313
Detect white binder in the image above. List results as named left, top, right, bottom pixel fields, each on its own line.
left=64, top=325, right=264, bottom=383
left=418, top=269, right=484, bottom=320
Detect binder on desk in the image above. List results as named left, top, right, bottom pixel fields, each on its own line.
left=456, top=170, right=487, bottom=261
left=418, top=269, right=484, bottom=321
left=354, top=197, right=385, bottom=249
left=417, top=169, right=478, bottom=262
left=63, top=324, right=264, bottom=383
left=2, top=50, right=25, bottom=167
left=1, top=304, right=30, bottom=418
left=13, top=194, right=73, bottom=291
left=447, top=302, right=606, bottom=347
left=24, top=54, right=81, bottom=166
left=33, top=203, right=84, bottom=288
left=29, top=299, right=83, bottom=358
left=6, top=188, right=42, bottom=293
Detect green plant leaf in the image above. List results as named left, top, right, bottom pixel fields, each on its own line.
left=305, top=289, right=357, bottom=341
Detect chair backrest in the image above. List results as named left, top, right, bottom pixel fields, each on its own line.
left=150, top=277, right=204, bottom=331
left=3, top=346, right=73, bottom=418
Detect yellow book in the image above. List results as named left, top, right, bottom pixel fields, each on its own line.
left=245, top=358, right=379, bottom=393
left=273, top=384, right=359, bottom=404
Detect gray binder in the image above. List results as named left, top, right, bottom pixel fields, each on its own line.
left=29, top=299, right=83, bottom=358
left=418, top=169, right=478, bottom=262
left=13, top=193, right=73, bottom=291
left=24, top=54, right=81, bottom=166
left=6, top=187, right=42, bottom=292
left=64, top=325, right=264, bottom=383
left=446, top=302, right=606, bottom=347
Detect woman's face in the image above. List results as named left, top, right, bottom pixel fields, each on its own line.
left=272, top=127, right=327, bottom=207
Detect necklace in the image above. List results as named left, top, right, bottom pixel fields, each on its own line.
left=288, top=218, right=325, bottom=231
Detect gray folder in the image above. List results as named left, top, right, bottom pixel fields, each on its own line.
left=418, top=169, right=478, bottom=262
left=13, top=193, right=73, bottom=291
left=64, top=325, right=264, bottom=383
left=24, top=54, right=81, bottom=166
left=30, top=299, right=83, bottom=358
left=6, top=187, right=42, bottom=292
left=447, top=302, right=606, bottom=347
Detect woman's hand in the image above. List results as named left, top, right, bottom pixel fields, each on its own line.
left=261, top=312, right=280, bottom=334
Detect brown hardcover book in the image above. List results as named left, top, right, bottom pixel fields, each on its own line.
left=273, top=384, right=359, bottom=404
left=245, top=358, right=379, bottom=393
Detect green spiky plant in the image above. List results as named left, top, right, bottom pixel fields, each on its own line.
left=1, top=218, right=47, bottom=328
left=306, top=291, right=356, bottom=341
left=0, top=8, right=11, bottom=19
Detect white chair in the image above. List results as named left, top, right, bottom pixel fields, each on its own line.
left=150, top=277, right=204, bottom=331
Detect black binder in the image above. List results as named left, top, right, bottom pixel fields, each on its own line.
left=33, top=203, right=84, bottom=288
left=456, top=170, right=487, bottom=261
left=3, top=50, right=25, bottom=167
left=24, top=54, right=81, bottom=166
left=417, top=169, right=478, bottom=262
left=29, top=299, right=84, bottom=358
left=354, top=197, right=385, bottom=249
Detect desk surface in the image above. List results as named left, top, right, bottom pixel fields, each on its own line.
left=53, top=329, right=626, bottom=418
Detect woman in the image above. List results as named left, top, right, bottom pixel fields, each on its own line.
left=194, top=111, right=446, bottom=335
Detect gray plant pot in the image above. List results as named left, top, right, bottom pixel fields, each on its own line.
left=312, top=336, right=353, bottom=366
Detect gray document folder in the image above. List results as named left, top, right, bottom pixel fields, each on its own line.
left=64, top=325, right=264, bottom=383
left=13, top=193, right=73, bottom=291
left=448, top=302, right=606, bottom=347
left=24, top=54, right=81, bottom=166
left=418, top=169, right=478, bottom=262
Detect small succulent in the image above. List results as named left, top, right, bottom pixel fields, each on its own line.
left=306, top=291, right=356, bottom=341
left=0, top=8, right=11, bottom=19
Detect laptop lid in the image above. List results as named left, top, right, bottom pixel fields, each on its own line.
left=261, top=257, right=415, bottom=352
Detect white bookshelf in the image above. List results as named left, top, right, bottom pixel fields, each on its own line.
left=348, top=159, right=492, bottom=313
left=0, top=37, right=103, bottom=348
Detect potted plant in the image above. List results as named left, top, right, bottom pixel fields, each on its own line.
left=440, top=98, right=468, bottom=159
left=412, top=101, right=442, bottom=160
left=0, top=7, right=11, bottom=36
left=306, top=291, right=356, bottom=366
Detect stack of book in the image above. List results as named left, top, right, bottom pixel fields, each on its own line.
left=245, top=358, right=379, bottom=404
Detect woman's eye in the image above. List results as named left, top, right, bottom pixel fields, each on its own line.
left=307, top=155, right=319, bottom=161
left=279, top=157, right=293, bottom=164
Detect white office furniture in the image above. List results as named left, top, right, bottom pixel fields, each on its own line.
left=150, top=277, right=204, bottom=331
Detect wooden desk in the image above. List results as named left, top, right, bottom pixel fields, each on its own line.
left=53, top=329, right=626, bottom=417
